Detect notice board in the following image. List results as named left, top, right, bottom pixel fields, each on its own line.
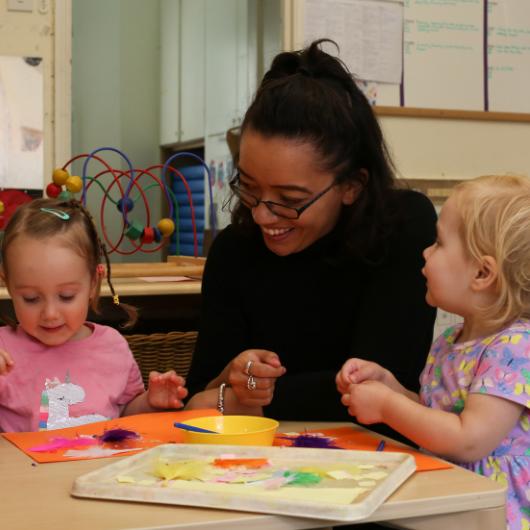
left=289, top=0, right=530, bottom=120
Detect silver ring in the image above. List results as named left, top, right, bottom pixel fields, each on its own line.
left=244, top=360, right=254, bottom=376
left=247, top=375, right=257, bottom=391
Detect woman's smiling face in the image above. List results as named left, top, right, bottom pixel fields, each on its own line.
left=237, top=130, right=357, bottom=256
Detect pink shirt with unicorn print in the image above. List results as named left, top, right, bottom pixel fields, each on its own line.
left=0, top=323, right=144, bottom=432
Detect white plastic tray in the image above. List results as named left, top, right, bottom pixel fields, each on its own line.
left=72, top=443, right=415, bottom=522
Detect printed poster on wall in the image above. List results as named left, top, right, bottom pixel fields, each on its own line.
left=204, top=132, right=233, bottom=230
left=488, top=0, right=530, bottom=113
left=0, top=55, right=44, bottom=190
left=403, top=0, right=484, bottom=110
left=303, top=0, right=403, bottom=84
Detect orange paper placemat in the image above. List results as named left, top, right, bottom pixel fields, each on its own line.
left=274, top=426, right=452, bottom=472
left=2, top=409, right=219, bottom=463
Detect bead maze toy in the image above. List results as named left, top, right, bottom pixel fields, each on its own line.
left=45, top=147, right=215, bottom=258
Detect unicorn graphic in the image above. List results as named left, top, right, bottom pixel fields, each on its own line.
left=39, top=374, right=107, bottom=430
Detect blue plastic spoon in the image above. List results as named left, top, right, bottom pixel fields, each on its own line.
left=174, top=422, right=219, bottom=434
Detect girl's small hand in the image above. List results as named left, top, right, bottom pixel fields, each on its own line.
left=146, top=370, right=188, bottom=409
left=341, top=380, right=392, bottom=424
left=336, top=358, right=387, bottom=394
left=228, top=349, right=286, bottom=407
left=0, top=350, right=14, bottom=375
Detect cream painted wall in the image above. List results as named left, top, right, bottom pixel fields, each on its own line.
left=381, top=116, right=530, bottom=181
left=71, top=0, right=162, bottom=262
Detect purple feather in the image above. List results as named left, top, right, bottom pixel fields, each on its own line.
left=279, top=434, right=341, bottom=449
left=99, top=428, right=140, bottom=443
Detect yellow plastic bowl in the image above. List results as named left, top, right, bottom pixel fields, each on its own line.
left=178, top=415, right=279, bottom=446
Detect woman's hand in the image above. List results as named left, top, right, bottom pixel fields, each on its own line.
left=227, top=349, right=286, bottom=407
left=185, top=386, right=262, bottom=416
left=0, top=350, right=14, bottom=376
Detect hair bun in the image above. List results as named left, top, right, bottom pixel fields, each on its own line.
left=296, top=65, right=314, bottom=77
left=264, top=52, right=300, bottom=80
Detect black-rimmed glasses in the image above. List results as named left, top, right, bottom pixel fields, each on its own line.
left=229, top=173, right=336, bottom=220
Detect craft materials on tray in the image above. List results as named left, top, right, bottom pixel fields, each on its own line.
left=72, top=443, right=415, bottom=522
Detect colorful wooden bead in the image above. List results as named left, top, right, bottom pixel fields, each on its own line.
left=65, top=175, right=83, bottom=193
left=58, top=190, right=73, bottom=201
left=153, top=227, right=162, bottom=242
left=46, top=183, right=62, bottom=198
left=52, top=168, right=69, bottom=185
left=125, top=219, right=144, bottom=240
left=117, top=197, right=134, bottom=213
left=141, top=226, right=155, bottom=244
left=157, top=218, right=175, bottom=236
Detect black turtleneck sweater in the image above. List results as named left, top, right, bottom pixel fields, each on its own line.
left=186, top=189, right=437, bottom=436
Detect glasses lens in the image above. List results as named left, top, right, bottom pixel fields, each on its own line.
left=267, top=204, right=299, bottom=219
left=232, top=185, right=258, bottom=208
left=230, top=179, right=299, bottom=219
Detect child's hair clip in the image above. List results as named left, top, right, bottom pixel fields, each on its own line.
left=96, top=264, right=105, bottom=276
left=113, top=294, right=120, bottom=306
left=40, top=207, right=70, bottom=220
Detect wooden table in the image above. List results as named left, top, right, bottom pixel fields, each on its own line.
left=1, top=421, right=506, bottom=530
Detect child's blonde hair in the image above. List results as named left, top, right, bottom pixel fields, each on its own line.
left=1, top=198, right=137, bottom=327
left=451, top=174, right=530, bottom=328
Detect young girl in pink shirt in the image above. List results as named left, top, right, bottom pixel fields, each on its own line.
left=0, top=198, right=187, bottom=432
left=337, top=174, right=530, bottom=530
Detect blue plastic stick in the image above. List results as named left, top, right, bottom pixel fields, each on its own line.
left=173, top=422, right=218, bottom=434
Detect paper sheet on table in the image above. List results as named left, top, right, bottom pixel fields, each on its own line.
left=138, top=276, right=193, bottom=282
left=274, top=426, right=452, bottom=472
left=2, top=409, right=219, bottom=463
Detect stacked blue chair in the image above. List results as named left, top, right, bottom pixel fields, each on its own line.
left=170, top=165, right=205, bottom=256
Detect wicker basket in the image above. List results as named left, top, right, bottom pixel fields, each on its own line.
left=125, top=331, right=197, bottom=386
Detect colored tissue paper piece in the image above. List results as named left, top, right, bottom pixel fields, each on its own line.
left=29, top=435, right=98, bottom=452
left=284, top=470, right=322, bottom=486
left=327, top=470, right=356, bottom=480
left=154, top=460, right=210, bottom=481
left=1, top=409, right=220, bottom=463
left=213, top=458, right=270, bottom=469
left=274, top=427, right=452, bottom=472
left=64, top=447, right=143, bottom=458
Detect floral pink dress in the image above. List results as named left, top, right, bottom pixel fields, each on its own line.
left=419, top=319, right=530, bottom=530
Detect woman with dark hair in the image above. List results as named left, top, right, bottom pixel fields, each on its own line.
left=186, top=40, right=436, bottom=438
